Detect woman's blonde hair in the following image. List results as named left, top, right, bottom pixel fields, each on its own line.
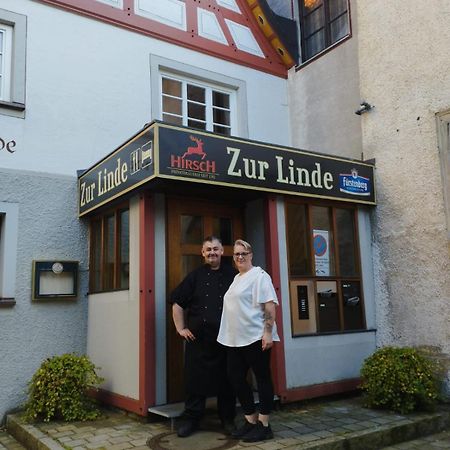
left=234, top=239, right=252, bottom=253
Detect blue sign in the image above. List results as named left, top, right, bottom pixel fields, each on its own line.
left=339, top=169, right=371, bottom=196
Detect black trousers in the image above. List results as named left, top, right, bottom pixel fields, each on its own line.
left=183, top=339, right=236, bottom=422
left=226, top=340, right=274, bottom=416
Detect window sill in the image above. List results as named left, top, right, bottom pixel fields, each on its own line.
left=295, top=34, right=352, bottom=72
left=292, top=328, right=376, bottom=338
left=0, top=100, right=25, bottom=111
left=0, top=298, right=16, bottom=307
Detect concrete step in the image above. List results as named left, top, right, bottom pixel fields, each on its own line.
left=0, top=429, right=27, bottom=450
left=381, top=428, right=450, bottom=449
left=5, top=399, right=450, bottom=450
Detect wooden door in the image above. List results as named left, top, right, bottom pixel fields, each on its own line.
left=166, top=197, right=243, bottom=403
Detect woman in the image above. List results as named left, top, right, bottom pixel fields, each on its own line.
left=217, top=239, right=279, bottom=443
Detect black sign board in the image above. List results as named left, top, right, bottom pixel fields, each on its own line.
left=78, top=121, right=376, bottom=216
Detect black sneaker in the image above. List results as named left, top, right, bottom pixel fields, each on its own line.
left=231, top=420, right=256, bottom=439
left=176, top=419, right=199, bottom=438
left=242, top=421, right=273, bottom=442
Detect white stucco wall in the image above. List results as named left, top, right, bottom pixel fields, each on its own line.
left=288, top=0, right=362, bottom=160
left=355, top=1, right=450, bottom=377
left=1, top=0, right=291, bottom=179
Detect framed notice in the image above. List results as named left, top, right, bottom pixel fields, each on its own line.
left=313, top=229, right=329, bottom=276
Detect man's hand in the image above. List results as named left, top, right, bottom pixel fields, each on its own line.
left=178, top=328, right=196, bottom=341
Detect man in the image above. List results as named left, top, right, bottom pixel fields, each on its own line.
left=170, top=236, right=236, bottom=438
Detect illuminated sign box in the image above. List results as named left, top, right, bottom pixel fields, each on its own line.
left=78, top=121, right=376, bottom=216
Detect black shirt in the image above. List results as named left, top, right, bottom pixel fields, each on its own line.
left=170, top=263, right=237, bottom=340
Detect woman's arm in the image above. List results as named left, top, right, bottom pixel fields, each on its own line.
left=262, top=300, right=276, bottom=350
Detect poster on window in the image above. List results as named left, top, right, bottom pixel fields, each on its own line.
left=313, top=229, right=330, bottom=276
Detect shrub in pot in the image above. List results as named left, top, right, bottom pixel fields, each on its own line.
left=360, top=346, right=439, bottom=414
left=25, top=353, right=104, bottom=422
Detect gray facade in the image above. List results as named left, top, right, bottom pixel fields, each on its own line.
left=0, top=169, right=88, bottom=420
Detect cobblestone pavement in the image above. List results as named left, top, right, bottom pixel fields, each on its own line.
left=5, top=397, right=450, bottom=450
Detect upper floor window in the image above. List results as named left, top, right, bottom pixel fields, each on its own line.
left=0, top=9, right=26, bottom=117
left=89, top=205, right=129, bottom=293
left=161, top=74, right=234, bottom=136
left=299, top=0, right=350, bottom=63
left=0, top=23, right=12, bottom=102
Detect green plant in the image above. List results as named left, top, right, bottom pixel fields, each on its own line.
left=25, top=353, right=104, bottom=422
left=360, top=346, right=439, bottom=414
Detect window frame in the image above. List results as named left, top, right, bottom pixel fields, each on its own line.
left=0, top=202, right=19, bottom=306
left=89, top=203, right=130, bottom=293
left=297, top=0, right=351, bottom=66
left=0, top=8, right=26, bottom=117
left=436, top=110, right=450, bottom=241
left=285, top=198, right=366, bottom=336
left=149, top=54, right=248, bottom=138
left=160, top=72, right=235, bottom=136
left=0, top=23, right=13, bottom=102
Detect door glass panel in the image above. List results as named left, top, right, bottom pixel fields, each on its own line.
left=316, top=280, right=339, bottom=332
left=342, top=280, right=363, bottom=330
left=182, top=255, right=204, bottom=278
left=312, top=206, right=335, bottom=276
left=212, top=217, right=232, bottom=245
left=181, top=215, right=203, bottom=244
left=286, top=202, right=311, bottom=276
left=336, top=208, right=357, bottom=276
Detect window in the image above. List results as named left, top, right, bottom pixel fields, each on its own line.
left=299, top=0, right=350, bottom=62
left=0, top=23, right=12, bottom=102
left=0, top=9, right=26, bottom=116
left=286, top=200, right=365, bottom=335
left=436, top=111, right=450, bottom=240
left=161, top=74, right=233, bottom=136
left=0, top=202, right=18, bottom=305
left=89, top=206, right=129, bottom=293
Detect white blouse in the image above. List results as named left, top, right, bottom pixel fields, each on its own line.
left=217, top=266, right=279, bottom=347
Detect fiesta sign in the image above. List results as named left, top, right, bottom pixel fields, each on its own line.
left=78, top=121, right=376, bottom=216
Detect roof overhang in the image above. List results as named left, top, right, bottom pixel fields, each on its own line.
left=78, top=121, right=376, bottom=217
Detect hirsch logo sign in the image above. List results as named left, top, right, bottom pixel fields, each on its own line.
left=78, top=121, right=376, bottom=216
left=169, top=135, right=217, bottom=178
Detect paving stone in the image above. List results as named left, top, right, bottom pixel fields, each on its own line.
left=106, top=443, right=134, bottom=450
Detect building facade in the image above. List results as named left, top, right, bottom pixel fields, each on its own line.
left=3, top=0, right=446, bottom=423
left=289, top=0, right=450, bottom=394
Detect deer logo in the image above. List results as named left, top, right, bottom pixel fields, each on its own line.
left=182, top=136, right=207, bottom=160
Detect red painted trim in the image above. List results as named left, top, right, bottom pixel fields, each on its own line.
left=264, top=195, right=288, bottom=397
left=139, top=192, right=156, bottom=413
left=37, top=0, right=288, bottom=78
left=278, top=378, right=360, bottom=403
left=89, top=388, right=143, bottom=416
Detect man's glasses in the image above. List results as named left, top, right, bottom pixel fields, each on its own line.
left=233, top=252, right=250, bottom=258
